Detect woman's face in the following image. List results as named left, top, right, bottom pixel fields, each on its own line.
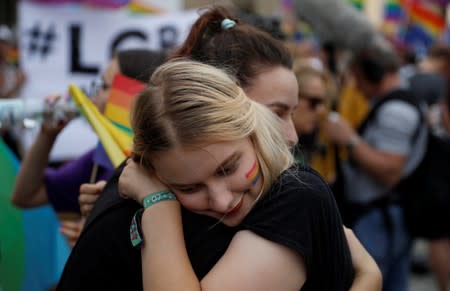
left=91, top=57, right=120, bottom=113
left=293, top=74, right=327, bottom=135
left=245, top=66, right=299, bottom=147
left=152, top=138, right=263, bottom=227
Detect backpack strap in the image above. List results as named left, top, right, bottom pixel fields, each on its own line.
left=357, top=89, right=424, bottom=143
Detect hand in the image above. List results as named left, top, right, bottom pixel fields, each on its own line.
left=15, top=70, right=26, bottom=87
left=326, top=112, right=356, bottom=146
left=118, top=159, right=169, bottom=205
left=40, top=95, right=74, bottom=136
left=60, top=218, right=84, bottom=248
left=79, top=180, right=106, bottom=217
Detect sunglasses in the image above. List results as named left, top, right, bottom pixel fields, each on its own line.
left=299, top=94, right=325, bottom=110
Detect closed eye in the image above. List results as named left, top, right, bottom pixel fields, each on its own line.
left=175, top=184, right=202, bottom=194
left=216, top=162, right=238, bottom=177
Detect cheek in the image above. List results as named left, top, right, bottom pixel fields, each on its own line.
left=243, top=160, right=261, bottom=187
left=175, top=192, right=207, bottom=211
left=93, top=90, right=109, bottom=112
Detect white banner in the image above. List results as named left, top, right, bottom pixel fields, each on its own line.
left=18, top=2, right=198, bottom=160
left=19, top=2, right=198, bottom=99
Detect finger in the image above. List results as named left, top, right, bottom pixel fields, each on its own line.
left=79, top=183, right=102, bottom=195
left=60, top=221, right=81, bottom=231
left=80, top=204, right=93, bottom=217
left=60, top=226, right=80, bottom=239
left=79, top=193, right=100, bottom=204
left=95, top=180, right=107, bottom=190
left=119, top=192, right=130, bottom=199
left=60, top=226, right=81, bottom=248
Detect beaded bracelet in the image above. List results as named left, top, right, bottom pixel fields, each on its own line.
left=130, top=190, right=177, bottom=248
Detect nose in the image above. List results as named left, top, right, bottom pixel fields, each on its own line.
left=285, top=117, right=299, bottom=147
left=316, top=103, right=327, bottom=115
left=207, top=182, right=235, bottom=213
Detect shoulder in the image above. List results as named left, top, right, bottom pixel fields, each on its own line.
left=375, top=91, right=422, bottom=126
left=59, top=200, right=142, bottom=290
left=245, top=164, right=341, bottom=233
left=273, top=164, right=335, bottom=205
left=371, top=98, right=422, bottom=137
left=379, top=100, right=420, bottom=120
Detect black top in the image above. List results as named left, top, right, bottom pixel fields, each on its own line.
left=57, top=164, right=354, bottom=291
left=412, top=135, right=450, bottom=239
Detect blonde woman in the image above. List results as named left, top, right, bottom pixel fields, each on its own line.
left=119, top=59, right=354, bottom=291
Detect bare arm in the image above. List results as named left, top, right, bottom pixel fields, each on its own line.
left=119, top=160, right=306, bottom=291
left=344, top=227, right=382, bottom=291
left=326, top=115, right=406, bottom=186
left=139, top=205, right=306, bottom=291
left=11, top=129, right=58, bottom=208
left=347, top=139, right=406, bottom=186
left=11, top=95, right=74, bottom=208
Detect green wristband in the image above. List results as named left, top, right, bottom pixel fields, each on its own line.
left=142, top=190, right=177, bottom=209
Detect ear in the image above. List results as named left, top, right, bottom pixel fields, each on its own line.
left=132, top=151, right=155, bottom=171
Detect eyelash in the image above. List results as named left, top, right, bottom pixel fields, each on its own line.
left=177, top=185, right=200, bottom=194
left=217, top=162, right=238, bottom=176
left=175, top=160, right=239, bottom=193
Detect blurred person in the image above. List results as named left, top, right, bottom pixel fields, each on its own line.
left=424, top=78, right=450, bottom=291
left=418, top=46, right=450, bottom=79
left=0, top=24, right=25, bottom=99
left=326, top=46, right=428, bottom=291
left=59, top=7, right=382, bottom=291
left=291, top=58, right=334, bottom=180
left=292, top=58, right=327, bottom=140
left=0, top=24, right=26, bottom=158
left=407, top=45, right=449, bottom=107
left=11, top=49, right=166, bottom=246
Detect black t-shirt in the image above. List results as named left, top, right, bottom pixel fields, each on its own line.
left=57, top=164, right=354, bottom=291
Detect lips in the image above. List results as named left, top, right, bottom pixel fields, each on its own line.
left=226, top=194, right=245, bottom=216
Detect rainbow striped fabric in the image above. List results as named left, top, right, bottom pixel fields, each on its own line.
left=104, top=73, right=145, bottom=132
left=399, top=0, right=446, bottom=37
left=347, top=0, right=364, bottom=10
left=0, top=138, right=70, bottom=291
left=70, top=74, right=146, bottom=167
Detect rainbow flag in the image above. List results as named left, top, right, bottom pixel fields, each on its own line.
left=71, top=74, right=145, bottom=167
left=0, top=138, right=70, bottom=291
left=399, top=0, right=446, bottom=37
left=126, top=0, right=163, bottom=14
left=70, top=84, right=129, bottom=167
left=347, top=0, right=364, bottom=10
left=385, top=0, right=405, bottom=21
left=104, top=73, right=146, bottom=132
left=0, top=139, right=23, bottom=291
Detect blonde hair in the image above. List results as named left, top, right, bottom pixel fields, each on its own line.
left=293, top=57, right=337, bottom=102
left=132, top=59, right=293, bottom=196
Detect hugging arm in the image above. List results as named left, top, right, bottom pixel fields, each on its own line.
left=345, top=227, right=382, bottom=291
left=119, top=160, right=307, bottom=291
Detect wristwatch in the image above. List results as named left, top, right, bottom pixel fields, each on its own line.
left=345, top=134, right=361, bottom=153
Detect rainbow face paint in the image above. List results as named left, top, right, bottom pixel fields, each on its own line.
left=245, top=161, right=261, bottom=186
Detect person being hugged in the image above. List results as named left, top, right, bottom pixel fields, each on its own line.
left=119, top=59, right=355, bottom=291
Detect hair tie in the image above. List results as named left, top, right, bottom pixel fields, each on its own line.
left=221, top=18, right=236, bottom=30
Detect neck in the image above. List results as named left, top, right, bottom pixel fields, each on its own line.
left=377, top=73, right=400, bottom=96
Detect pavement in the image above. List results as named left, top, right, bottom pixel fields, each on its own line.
left=409, top=239, right=442, bottom=291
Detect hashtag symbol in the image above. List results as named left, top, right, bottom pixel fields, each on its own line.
left=27, top=23, right=57, bottom=59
